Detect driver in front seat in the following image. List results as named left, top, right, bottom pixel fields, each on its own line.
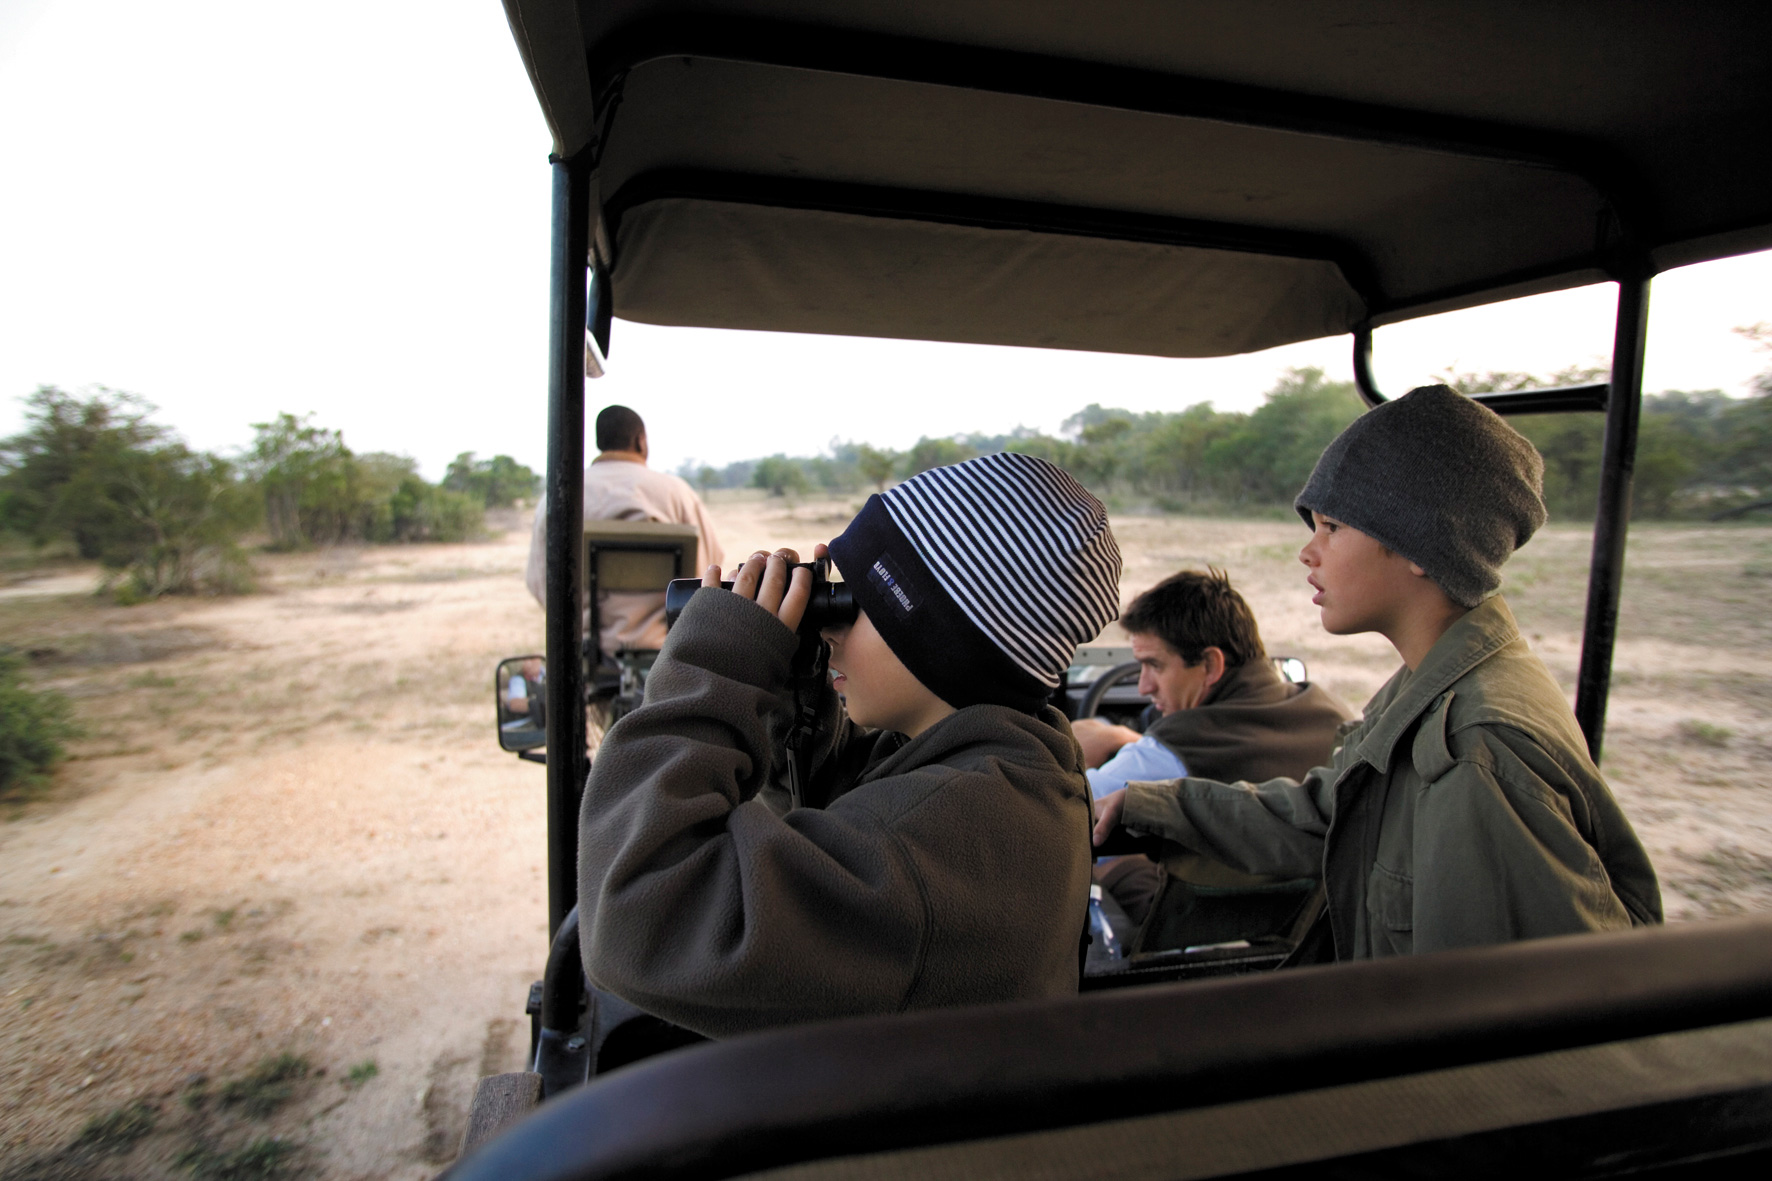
left=1075, top=568, right=1353, bottom=926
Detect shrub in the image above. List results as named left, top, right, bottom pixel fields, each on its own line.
left=218, top=1053, right=312, bottom=1119
left=0, top=387, right=256, bottom=597
left=74, top=1100, right=158, bottom=1153
left=752, top=455, right=811, bottom=497
left=443, top=452, right=540, bottom=507
left=0, top=650, right=82, bottom=801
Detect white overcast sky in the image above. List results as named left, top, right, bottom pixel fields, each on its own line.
left=4, top=1, right=1771, bottom=480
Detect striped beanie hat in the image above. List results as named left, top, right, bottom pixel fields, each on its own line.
left=828, top=452, right=1122, bottom=712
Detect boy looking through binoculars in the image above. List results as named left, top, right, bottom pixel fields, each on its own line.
left=577, top=453, right=1122, bottom=1037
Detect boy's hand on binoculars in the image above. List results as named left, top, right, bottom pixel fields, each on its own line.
left=705, top=549, right=812, bottom=632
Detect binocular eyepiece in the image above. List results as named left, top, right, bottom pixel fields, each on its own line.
left=665, top=559, right=857, bottom=636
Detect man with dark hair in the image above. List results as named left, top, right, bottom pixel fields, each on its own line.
left=594, top=404, right=645, bottom=453
left=1079, top=568, right=1354, bottom=928
left=525, top=405, right=724, bottom=655
left=1078, top=568, right=1353, bottom=800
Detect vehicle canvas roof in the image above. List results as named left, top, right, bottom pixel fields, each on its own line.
left=503, top=0, right=1772, bottom=359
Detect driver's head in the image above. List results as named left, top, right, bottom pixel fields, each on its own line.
left=1119, top=568, right=1264, bottom=714
left=827, top=452, right=1122, bottom=714
left=595, top=405, right=647, bottom=455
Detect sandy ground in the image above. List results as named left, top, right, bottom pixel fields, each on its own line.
left=2, top=492, right=1769, bottom=1178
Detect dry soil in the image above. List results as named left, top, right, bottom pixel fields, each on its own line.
left=1, top=493, right=1769, bottom=1178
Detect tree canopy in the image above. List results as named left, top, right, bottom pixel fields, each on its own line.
left=673, top=356, right=1772, bottom=521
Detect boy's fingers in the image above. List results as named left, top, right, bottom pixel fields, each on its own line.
left=777, top=565, right=812, bottom=630
left=1091, top=792, right=1124, bottom=846
left=701, top=563, right=721, bottom=588
left=731, top=554, right=766, bottom=601
left=773, top=547, right=801, bottom=564
left=756, top=553, right=790, bottom=613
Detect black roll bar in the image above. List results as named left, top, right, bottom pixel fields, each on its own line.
left=1349, top=273, right=1651, bottom=761
left=1351, top=326, right=1609, bottom=415
left=544, top=152, right=593, bottom=941
left=1574, top=275, right=1650, bottom=762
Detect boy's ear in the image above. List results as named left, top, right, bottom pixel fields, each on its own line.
left=1408, top=561, right=1429, bottom=578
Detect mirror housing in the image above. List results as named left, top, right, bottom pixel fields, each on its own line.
left=496, top=655, right=547, bottom=752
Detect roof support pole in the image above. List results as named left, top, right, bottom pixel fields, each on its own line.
left=1574, top=275, right=1651, bottom=761
left=1351, top=326, right=1384, bottom=408
left=544, top=151, right=592, bottom=941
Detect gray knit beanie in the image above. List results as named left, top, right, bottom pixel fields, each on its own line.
left=1294, top=384, right=1546, bottom=608
left=828, top=452, right=1123, bottom=712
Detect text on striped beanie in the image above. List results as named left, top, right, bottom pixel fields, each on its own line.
left=828, top=452, right=1122, bottom=712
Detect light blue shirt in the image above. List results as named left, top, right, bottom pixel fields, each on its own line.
left=1085, top=734, right=1188, bottom=800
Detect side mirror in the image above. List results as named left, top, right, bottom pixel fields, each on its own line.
left=1273, top=656, right=1308, bottom=685
left=496, top=655, right=547, bottom=752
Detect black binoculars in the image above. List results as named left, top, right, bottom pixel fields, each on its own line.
left=664, top=558, right=857, bottom=637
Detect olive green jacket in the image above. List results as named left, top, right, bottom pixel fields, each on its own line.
left=1121, top=597, right=1662, bottom=958
left=578, top=589, right=1094, bottom=1037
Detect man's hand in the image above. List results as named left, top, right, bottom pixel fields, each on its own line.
left=1092, top=788, right=1126, bottom=847
left=1072, top=718, right=1141, bottom=769
left=704, top=549, right=812, bottom=632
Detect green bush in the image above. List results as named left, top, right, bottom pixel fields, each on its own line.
left=246, top=419, right=483, bottom=546
left=0, top=387, right=256, bottom=597
left=0, top=650, right=82, bottom=801
left=752, top=455, right=812, bottom=497
left=443, top=451, right=540, bottom=507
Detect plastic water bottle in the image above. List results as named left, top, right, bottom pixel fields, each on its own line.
left=1086, top=884, right=1123, bottom=966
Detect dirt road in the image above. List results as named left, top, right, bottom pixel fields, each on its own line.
left=2, top=496, right=1768, bottom=1178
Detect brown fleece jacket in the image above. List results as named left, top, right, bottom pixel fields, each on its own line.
left=577, top=589, right=1094, bottom=1038
left=1143, top=658, right=1355, bottom=784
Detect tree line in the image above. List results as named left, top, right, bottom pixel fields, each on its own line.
left=690, top=348, right=1772, bottom=523
left=0, top=386, right=539, bottom=600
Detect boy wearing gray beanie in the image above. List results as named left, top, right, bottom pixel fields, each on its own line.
left=580, top=453, right=1121, bottom=1036
left=1095, top=385, right=1660, bottom=960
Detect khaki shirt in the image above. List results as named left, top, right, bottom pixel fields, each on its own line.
left=525, top=458, right=725, bottom=653
left=1122, top=597, right=1662, bottom=958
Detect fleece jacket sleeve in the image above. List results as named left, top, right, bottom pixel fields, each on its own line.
left=576, top=589, right=929, bottom=1037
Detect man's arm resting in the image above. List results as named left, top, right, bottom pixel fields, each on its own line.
left=1073, top=718, right=1141, bottom=769
left=1085, top=734, right=1186, bottom=800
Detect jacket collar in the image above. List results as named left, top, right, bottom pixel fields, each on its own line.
left=1351, top=596, right=1521, bottom=774
left=1197, top=655, right=1289, bottom=709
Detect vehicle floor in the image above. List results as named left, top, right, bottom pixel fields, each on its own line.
left=1, top=495, right=1767, bottom=1179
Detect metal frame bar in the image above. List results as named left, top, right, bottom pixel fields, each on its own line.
left=1574, top=275, right=1651, bottom=760
left=1352, top=326, right=1610, bottom=416
left=544, top=151, right=593, bottom=941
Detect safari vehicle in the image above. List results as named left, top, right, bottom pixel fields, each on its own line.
left=459, top=1, right=1772, bottom=1176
